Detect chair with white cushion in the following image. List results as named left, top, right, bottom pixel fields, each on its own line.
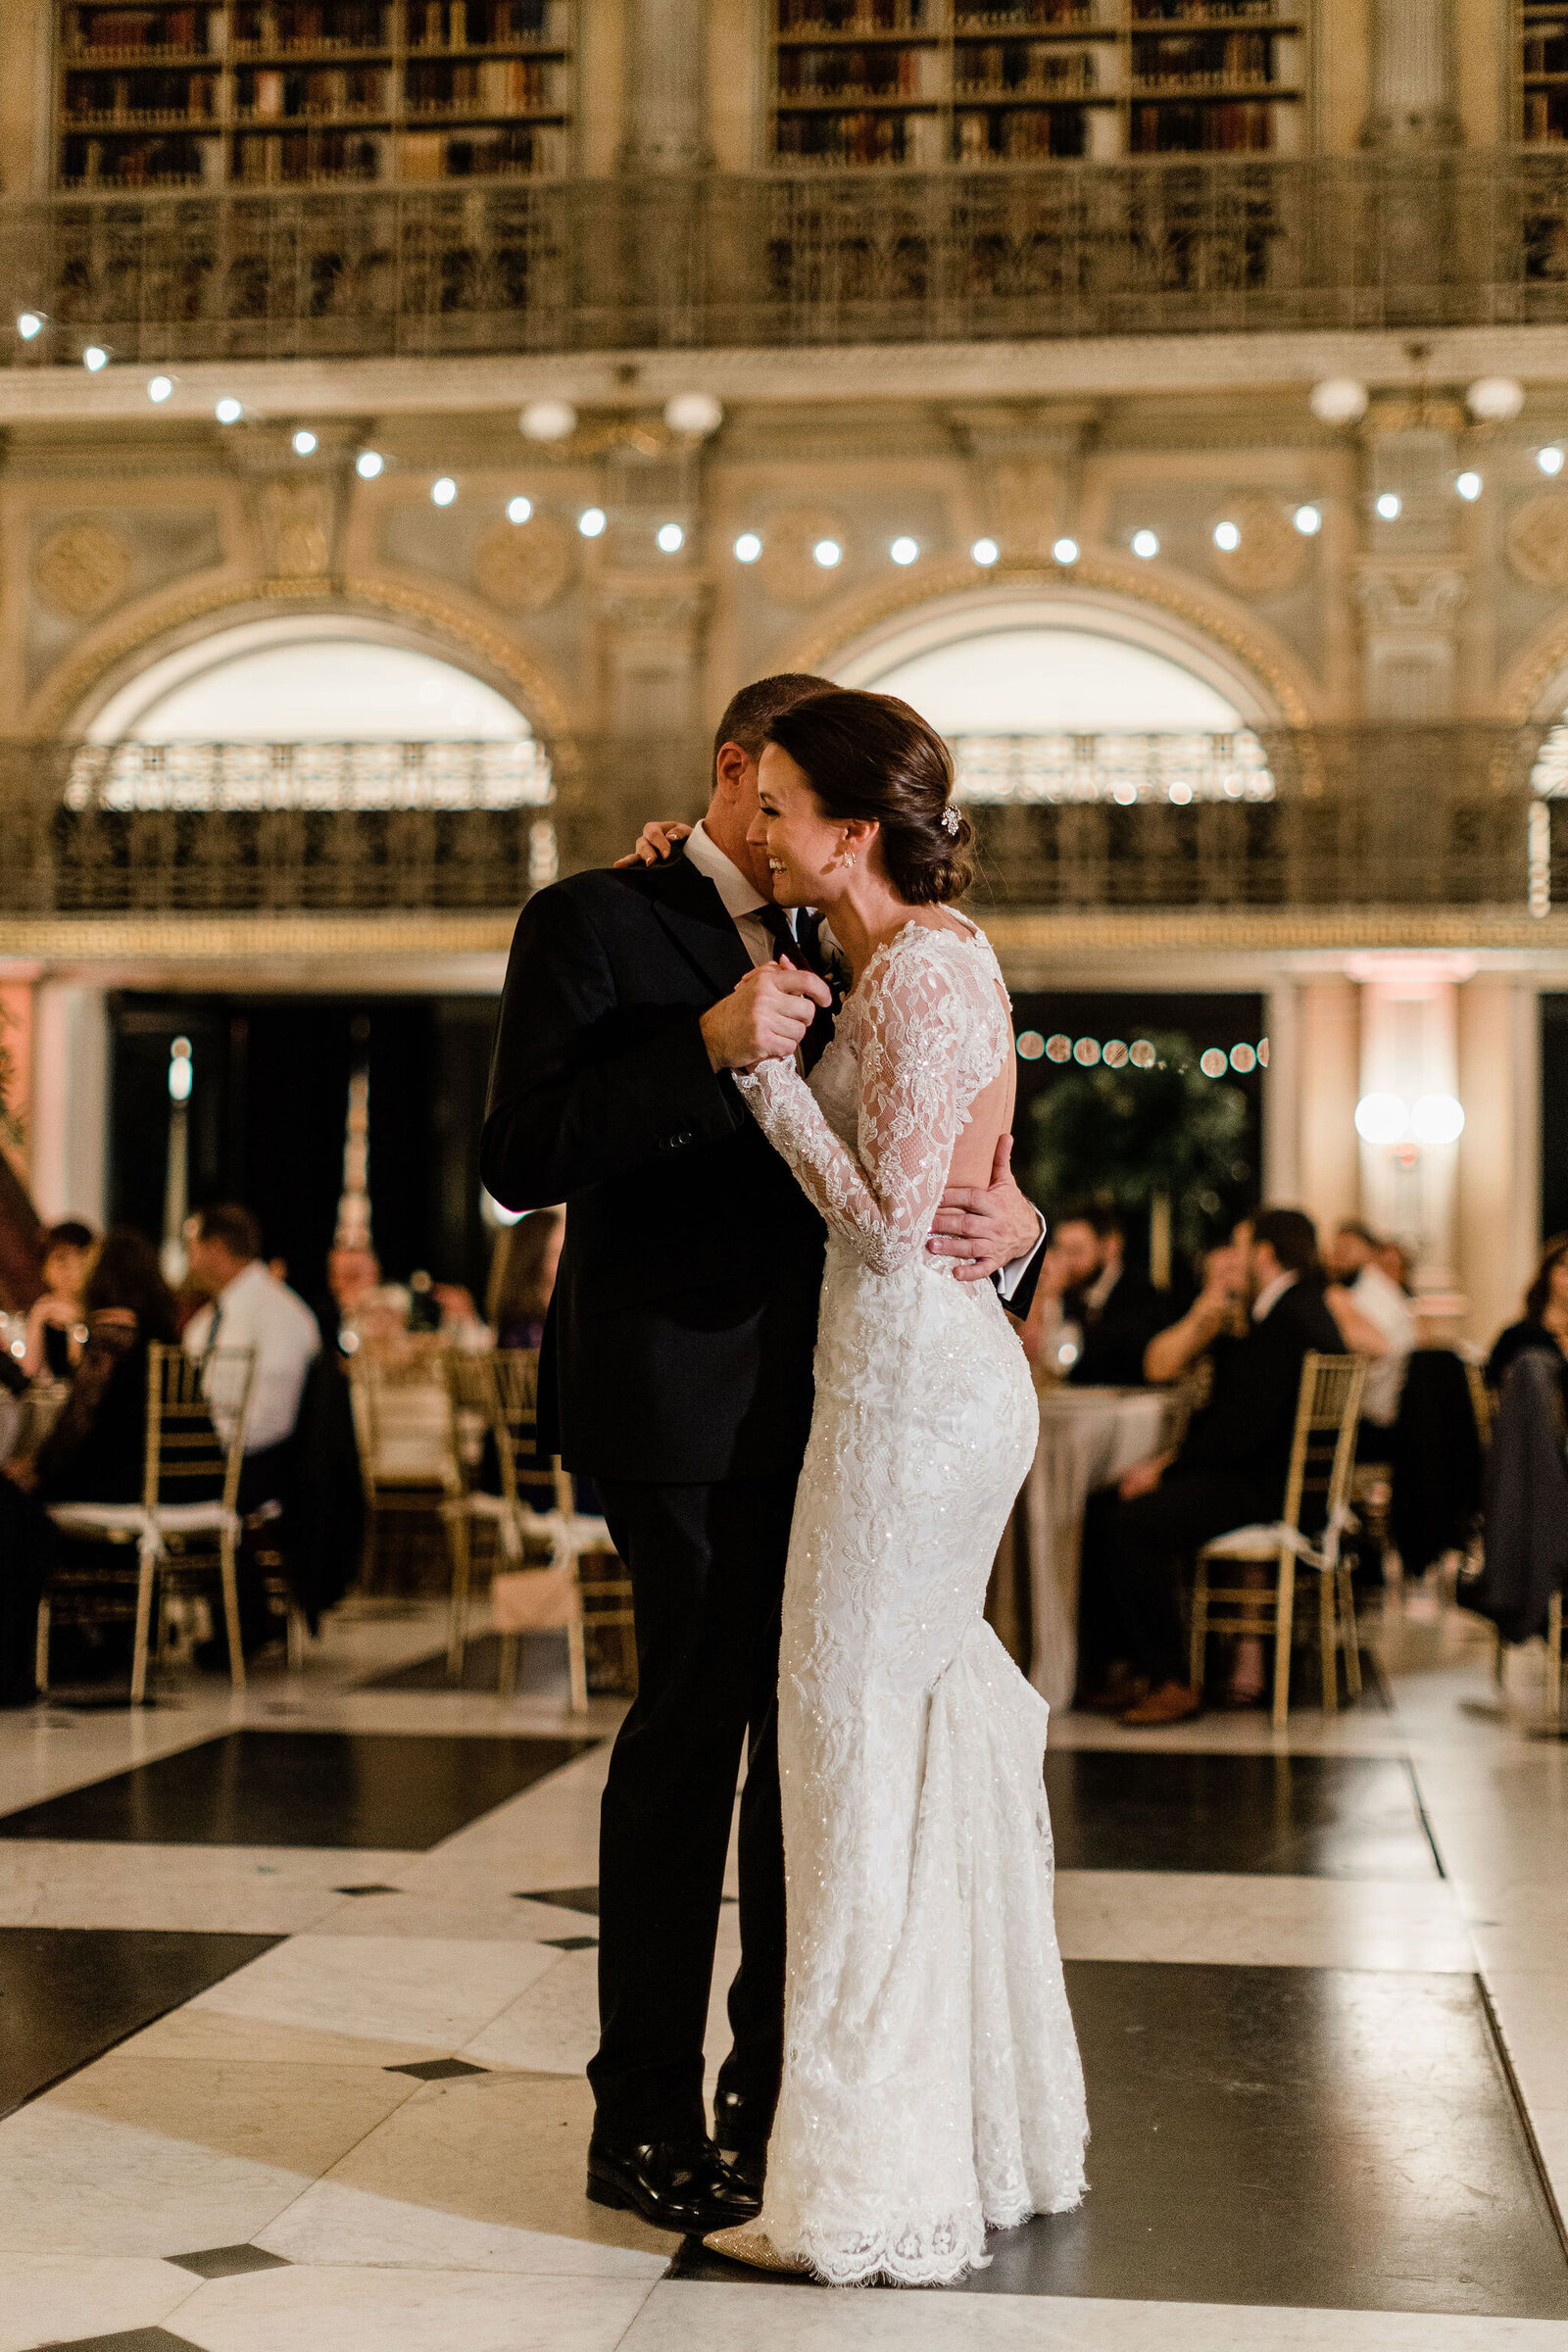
left=1189, top=1350, right=1367, bottom=1731
left=41, top=1343, right=255, bottom=1703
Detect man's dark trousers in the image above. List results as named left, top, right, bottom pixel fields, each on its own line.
left=1100, top=1471, right=1276, bottom=1687
left=590, top=1475, right=795, bottom=2147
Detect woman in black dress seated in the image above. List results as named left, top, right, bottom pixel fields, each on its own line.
left=1488, top=1236, right=1568, bottom=1405
left=1, top=1231, right=204, bottom=1699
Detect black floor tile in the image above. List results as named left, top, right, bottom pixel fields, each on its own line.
left=386, top=2057, right=489, bottom=2081
left=46, top=2333, right=202, bottom=2349
left=1044, top=1749, right=1440, bottom=1879
left=0, top=1927, right=278, bottom=2123
left=0, top=1731, right=596, bottom=1851
left=517, top=1884, right=598, bottom=1916
left=167, top=2244, right=291, bottom=2279
left=676, top=1963, right=1568, bottom=2318
left=363, top=1634, right=567, bottom=1694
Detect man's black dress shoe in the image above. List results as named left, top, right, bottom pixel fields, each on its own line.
left=586, top=2136, right=761, bottom=2235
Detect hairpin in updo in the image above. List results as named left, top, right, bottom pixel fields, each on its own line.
left=939, top=804, right=961, bottom=837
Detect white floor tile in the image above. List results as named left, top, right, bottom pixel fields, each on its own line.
left=0, top=2254, right=199, bottom=2352
left=1054, top=1870, right=1474, bottom=1972
left=173, top=2265, right=656, bottom=2352
left=255, top=2178, right=667, bottom=2278
left=0, top=2101, right=318, bottom=2258
left=620, top=2280, right=1568, bottom=2350
left=183, top=1932, right=564, bottom=2053
left=0, top=1841, right=414, bottom=1936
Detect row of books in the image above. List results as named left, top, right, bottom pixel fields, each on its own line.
left=776, top=1, right=934, bottom=30
left=956, top=49, right=1104, bottom=93
left=233, top=53, right=557, bottom=108
left=63, top=0, right=566, bottom=52
left=67, top=6, right=213, bottom=51
left=1522, top=30, right=1568, bottom=75
left=1523, top=90, right=1568, bottom=137
left=1134, top=28, right=1298, bottom=75
left=1129, top=93, right=1298, bottom=144
left=773, top=106, right=945, bottom=161
left=955, top=101, right=1103, bottom=153
left=230, top=118, right=561, bottom=172
left=405, top=56, right=559, bottom=105
left=63, top=69, right=220, bottom=111
left=239, top=63, right=390, bottom=109
left=777, top=45, right=945, bottom=94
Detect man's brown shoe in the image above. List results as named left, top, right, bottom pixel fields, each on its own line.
left=1081, top=1674, right=1149, bottom=1716
left=1121, top=1680, right=1203, bottom=1726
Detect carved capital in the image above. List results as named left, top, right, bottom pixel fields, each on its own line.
left=1352, top=560, right=1467, bottom=634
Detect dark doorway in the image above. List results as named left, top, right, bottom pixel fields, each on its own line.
left=107, top=993, right=500, bottom=1303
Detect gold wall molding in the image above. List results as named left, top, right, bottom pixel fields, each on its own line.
left=776, top=553, right=1319, bottom=726
left=24, top=566, right=581, bottom=743
left=1495, top=606, right=1568, bottom=722
left=33, top=521, right=134, bottom=621
left=0, top=911, right=518, bottom=960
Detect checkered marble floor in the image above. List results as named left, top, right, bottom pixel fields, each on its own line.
left=0, top=1592, right=1563, bottom=2351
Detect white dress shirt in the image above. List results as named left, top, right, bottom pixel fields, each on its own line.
left=1251, top=1268, right=1298, bottom=1323
left=1349, top=1261, right=1416, bottom=1425
left=681, top=821, right=1045, bottom=1300
left=184, top=1259, right=321, bottom=1454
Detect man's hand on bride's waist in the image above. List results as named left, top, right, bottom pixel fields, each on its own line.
left=928, top=1136, right=1042, bottom=1283
left=702, top=957, right=833, bottom=1073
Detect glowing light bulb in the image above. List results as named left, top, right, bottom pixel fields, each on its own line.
left=16, top=312, right=42, bottom=340
left=293, top=428, right=318, bottom=455
left=812, top=538, right=842, bottom=568
left=734, top=531, right=761, bottom=563
left=1376, top=492, right=1401, bottom=520
left=356, top=450, right=384, bottom=479
left=1539, top=445, right=1564, bottom=476
left=890, top=535, right=918, bottom=565
left=578, top=506, right=607, bottom=538
left=1411, top=1092, right=1465, bottom=1144
left=148, top=374, right=173, bottom=403
left=971, top=537, right=999, bottom=565
left=1354, top=1092, right=1409, bottom=1146
left=431, top=475, right=457, bottom=506
left=1131, top=528, right=1158, bottom=560
left=1455, top=470, right=1482, bottom=501
left=1294, top=504, right=1321, bottom=535
left=656, top=522, right=685, bottom=553
left=1053, top=537, right=1079, bottom=564
left=215, top=397, right=242, bottom=423
left=82, top=345, right=107, bottom=372
left=506, top=495, right=531, bottom=523
left=1213, top=519, right=1240, bottom=552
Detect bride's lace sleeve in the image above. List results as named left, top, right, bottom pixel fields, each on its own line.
left=734, top=931, right=992, bottom=1276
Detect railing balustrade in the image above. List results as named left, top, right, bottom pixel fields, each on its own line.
left=0, top=726, right=1560, bottom=917
left=4, top=154, right=1568, bottom=364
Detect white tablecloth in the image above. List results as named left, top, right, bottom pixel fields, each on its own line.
left=1024, top=1384, right=1180, bottom=1711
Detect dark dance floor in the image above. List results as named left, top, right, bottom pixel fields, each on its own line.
left=0, top=1731, right=596, bottom=1850
left=678, top=1960, right=1568, bottom=2318
left=1042, top=1749, right=1441, bottom=1879
left=0, top=1926, right=278, bottom=2121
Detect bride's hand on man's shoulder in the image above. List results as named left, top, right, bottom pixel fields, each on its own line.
left=613, top=820, right=693, bottom=868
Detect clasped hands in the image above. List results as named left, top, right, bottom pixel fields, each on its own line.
left=701, top=960, right=1037, bottom=1286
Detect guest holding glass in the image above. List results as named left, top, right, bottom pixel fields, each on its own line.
left=22, top=1219, right=95, bottom=1381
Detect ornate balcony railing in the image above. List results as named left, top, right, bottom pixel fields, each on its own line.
left=5, top=153, right=1568, bottom=364
left=0, top=726, right=1561, bottom=919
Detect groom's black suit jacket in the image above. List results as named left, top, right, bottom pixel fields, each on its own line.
left=481, top=850, right=829, bottom=1484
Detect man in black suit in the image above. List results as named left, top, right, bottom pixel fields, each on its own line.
left=480, top=672, right=1047, bottom=2236
left=1039, top=1203, right=1170, bottom=1388
left=1090, top=1206, right=1344, bottom=1727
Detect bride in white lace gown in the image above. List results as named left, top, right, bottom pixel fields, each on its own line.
left=704, top=689, right=1088, bottom=2287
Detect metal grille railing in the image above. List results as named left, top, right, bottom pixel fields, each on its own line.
left=0, top=726, right=1562, bottom=916
left=5, top=154, right=1568, bottom=363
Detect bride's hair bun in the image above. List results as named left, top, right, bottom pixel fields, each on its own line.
left=761, top=688, right=974, bottom=906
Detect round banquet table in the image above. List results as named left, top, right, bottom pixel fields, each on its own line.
left=1023, top=1382, right=1181, bottom=1713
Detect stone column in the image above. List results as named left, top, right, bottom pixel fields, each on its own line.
left=1355, top=399, right=1468, bottom=722
left=1361, top=0, right=1462, bottom=146
left=29, top=982, right=109, bottom=1227
left=1298, top=978, right=1362, bottom=1235
left=1261, top=982, right=1301, bottom=1202
left=620, top=0, right=710, bottom=172
left=1457, top=975, right=1541, bottom=1344
left=1354, top=956, right=1464, bottom=1291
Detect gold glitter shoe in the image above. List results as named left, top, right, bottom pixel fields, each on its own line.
left=702, top=2222, right=808, bottom=2275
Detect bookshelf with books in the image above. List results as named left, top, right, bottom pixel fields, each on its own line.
left=769, top=0, right=1305, bottom=166
left=55, top=0, right=572, bottom=186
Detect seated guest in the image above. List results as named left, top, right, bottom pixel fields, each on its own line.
left=3, top=1230, right=216, bottom=1700
left=1325, top=1220, right=1413, bottom=1446
left=315, top=1242, right=381, bottom=1355
left=184, top=1204, right=321, bottom=1512
left=1086, top=1206, right=1344, bottom=1726
left=22, top=1219, right=95, bottom=1380
left=1031, top=1203, right=1169, bottom=1388
left=183, top=1204, right=321, bottom=1660
left=1488, top=1236, right=1568, bottom=1408
left=487, top=1208, right=564, bottom=1352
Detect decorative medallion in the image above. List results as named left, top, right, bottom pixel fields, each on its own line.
left=1506, top=493, right=1568, bottom=590
left=756, top=506, right=854, bottom=607
left=471, top=514, right=575, bottom=612
left=34, top=521, right=133, bottom=619
left=1208, top=494, right=1308, bottom=598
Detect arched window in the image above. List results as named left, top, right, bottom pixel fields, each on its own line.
left=74, top=617, right=550, bottom=813
left=835, top=601, right=1274, bottom=805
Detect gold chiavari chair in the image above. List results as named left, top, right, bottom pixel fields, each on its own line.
left=349, top=1342, right=462, bottom=1590
left=42, top=1343, right=255, bottom=1703
left=1190, top=1351, right=1368, bottom=1731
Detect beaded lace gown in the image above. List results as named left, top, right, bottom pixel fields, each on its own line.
left=732, top=913, right=1088, bottom=2288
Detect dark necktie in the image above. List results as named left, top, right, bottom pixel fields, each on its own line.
left=757, top=905, right=797, bottom=962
